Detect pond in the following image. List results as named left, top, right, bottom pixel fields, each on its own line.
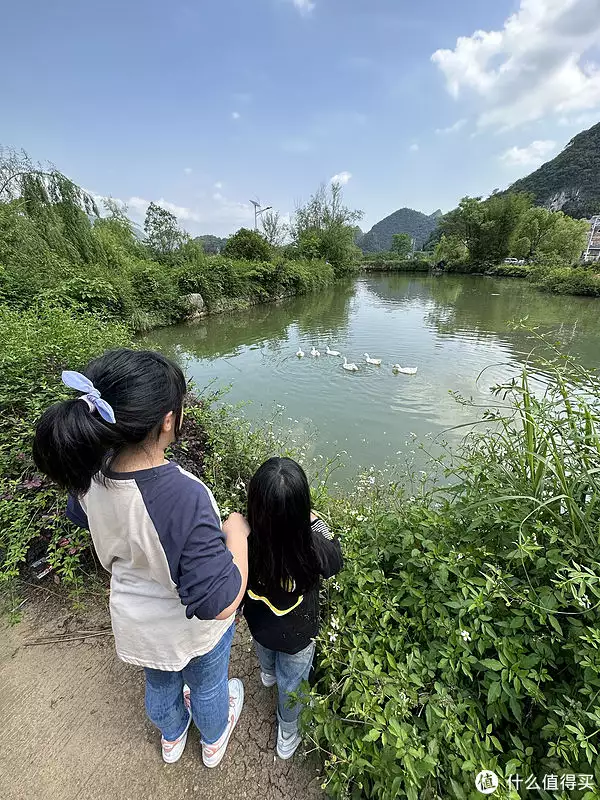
left=144, top=274, right=600, bottom=482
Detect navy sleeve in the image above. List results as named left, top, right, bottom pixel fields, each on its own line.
left=311, top=520, right=343, bottom=579
left=137, top=467, right=241, bottom=620
left=66, top=495, right=89, bottom=530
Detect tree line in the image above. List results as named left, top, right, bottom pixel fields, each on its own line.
left=433, top=192, right=589, bottom=267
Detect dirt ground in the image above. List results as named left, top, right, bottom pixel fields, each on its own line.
left=0, top=588, right=325, bottom=800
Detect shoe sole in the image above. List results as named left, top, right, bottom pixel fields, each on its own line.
left=203, top=681, right=244, bottom=768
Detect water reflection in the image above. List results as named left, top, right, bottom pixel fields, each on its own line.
left=144, top=274, right=599, bottom=482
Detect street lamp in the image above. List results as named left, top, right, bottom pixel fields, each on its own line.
left=250, top=200, right=272, bottom=231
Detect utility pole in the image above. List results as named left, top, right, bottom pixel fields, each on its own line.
left=250, top=200, right=272, bottom=231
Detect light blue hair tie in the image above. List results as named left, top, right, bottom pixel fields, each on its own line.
left=61, top=371, right=117, bottom=424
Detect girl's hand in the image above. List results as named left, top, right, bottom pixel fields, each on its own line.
left=223, top=512, right=250, bottom=538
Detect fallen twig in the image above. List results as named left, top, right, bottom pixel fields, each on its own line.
left=24, top=630, right=113, bottom=646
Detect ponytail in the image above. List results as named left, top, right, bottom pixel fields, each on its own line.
left=32, top=349, right=187, bottom=495
left=33, top=399, right=120, bottom=494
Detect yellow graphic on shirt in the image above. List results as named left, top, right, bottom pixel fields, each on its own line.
left=247, top=589, right=304, bottom=616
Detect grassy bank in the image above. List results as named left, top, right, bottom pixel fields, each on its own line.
left=2, top=296, right=599, bottom=799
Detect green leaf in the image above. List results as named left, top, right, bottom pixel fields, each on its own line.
left=549, top=615, right=563, bottom=636
left=480, top=659, right=503, bottom=671
left=363, top=728, right=381, bottom=742
left=488, top=681, right=502, bottom=703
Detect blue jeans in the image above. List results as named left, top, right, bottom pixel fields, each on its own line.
left=144, top=623, right=234, bottom=745
left=253, top=639, right=315, bottom=736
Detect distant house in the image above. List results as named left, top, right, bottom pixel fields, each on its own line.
left=584, top=215, right=600, bottom=261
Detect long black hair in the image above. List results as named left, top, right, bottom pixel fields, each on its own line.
left=247, top=457, right=321, bottom=594
left=33, top=349, right=186, bottom=495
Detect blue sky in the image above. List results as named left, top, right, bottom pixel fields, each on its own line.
left=2, top=0, right=599, bottom=235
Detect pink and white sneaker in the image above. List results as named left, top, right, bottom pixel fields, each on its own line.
left=161, top=684, right=192, bottom=764
left=202, top=678, right=244, bottom=768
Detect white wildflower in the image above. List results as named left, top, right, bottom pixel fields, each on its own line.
left=330, top=615, right=340, bottom=630
left=578, top=595, right=592, bottom=610
left=460, top=630, right=471, bottom=642
left=328, top=631, right=338, bottom=643
left=333, top=581, right=341, bottom=591
left=369, top=477, right=376, bottom=485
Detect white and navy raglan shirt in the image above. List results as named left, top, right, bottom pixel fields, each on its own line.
left=67, top=462, right=241, bottom=671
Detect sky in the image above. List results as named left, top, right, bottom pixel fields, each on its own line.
left=2, top=0, right=600, bottom=236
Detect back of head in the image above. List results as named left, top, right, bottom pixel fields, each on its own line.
left=247, top=457, right=319, bottom=594
left=33, top=349, right=186, bottom=495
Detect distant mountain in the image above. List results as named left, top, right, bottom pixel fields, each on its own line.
left=509, top=121, right=600, bottom=218
left=359, top=208, right=440, bottom=252
left=194, top=234, right=228, bottom=254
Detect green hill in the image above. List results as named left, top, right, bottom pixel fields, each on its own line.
left=359, top=208, right=440, bottom=253
left=509, top=121, right=600, bottom=218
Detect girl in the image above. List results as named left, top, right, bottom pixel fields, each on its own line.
left=33, top=348, right=248, bottom=768
left=243, top=457, right=343, bottom=759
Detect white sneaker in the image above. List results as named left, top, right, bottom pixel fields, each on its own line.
left=260, top=671, right=277, bottom=688
left=276, top=724, right=301, bottom=760
left=161, top=684, right=192, bottom=764
left=202, top=678, right=244, bottom=768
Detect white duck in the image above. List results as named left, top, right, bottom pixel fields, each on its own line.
left=310, top=347, right=320, bottom=357
left=326, top=345, right=341, bottom=356
left=343, top=357, right=359, bottom=372
left=364, top=353, right=382, bottom=366
left=393, top=365, right=418, bottom=375
left=296, top=348, right=305, bottom=358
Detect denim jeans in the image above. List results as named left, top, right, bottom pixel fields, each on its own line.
left=253, top=639, right=316, bottom=736
left=144, top=623, right=234, bottom=745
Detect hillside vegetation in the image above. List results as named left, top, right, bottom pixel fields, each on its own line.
left=509, top=121, right=600, bottom=219
left=359, top=207, right=440, bottom=252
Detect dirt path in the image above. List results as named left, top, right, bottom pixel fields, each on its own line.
left=0, top=590, right=324, bottom=800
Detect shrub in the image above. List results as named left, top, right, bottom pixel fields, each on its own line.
left=42, top=273, right=134, bottom=317
left=0, top=302, right=131, bottom=580
left=223, top=228, right=272, bottom=261
left=307, top=361, right=600, bottom=799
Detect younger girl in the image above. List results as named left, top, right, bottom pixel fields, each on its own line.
left=33, top=348, right=249, bottom=768
left=243, top=457, right=343, bottom=759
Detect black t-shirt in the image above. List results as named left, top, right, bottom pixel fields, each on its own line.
left=243, top=519, right=343, bottom=655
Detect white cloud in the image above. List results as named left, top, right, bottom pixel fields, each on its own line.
left=214, top=181, right=223, bottom=189
left=231, top=111, right=241, bottom=121
left=329, top=171, right=352, bottom=185
left=183, top=167, right=193, bottom=175
left=409, top=143, right=419, bottom=152
left=435, top=118, right=467, bottom=135
left=288, top=0, right=315, bottom=16
left=500, top=139, right=558, bottom=167
left=432, top=0, right=600, bottom=129
left=101, top=192, right=254, bottom=237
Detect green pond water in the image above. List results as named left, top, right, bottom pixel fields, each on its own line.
left=144, top=274, right=600, bottom=483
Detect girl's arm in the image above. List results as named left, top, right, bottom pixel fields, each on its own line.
left=216, top=512, right=250, bottom=620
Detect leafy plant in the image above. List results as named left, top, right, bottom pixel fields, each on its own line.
left=307, top=352, right=600, bottom=799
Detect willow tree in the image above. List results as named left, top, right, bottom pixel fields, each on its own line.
left=0, top=146, right=103, bottom=265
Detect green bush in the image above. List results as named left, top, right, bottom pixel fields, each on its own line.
left=42, top=273, right=134, bottom=317
left=308, top=363, right=600, bottom=799
left=486, top=263, right=530, bottom=278
left=0, top=302, right=131, bottom=580
left=529, top=264, right=600, bottom=297
left=223, top=228, right=272, bottom=261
